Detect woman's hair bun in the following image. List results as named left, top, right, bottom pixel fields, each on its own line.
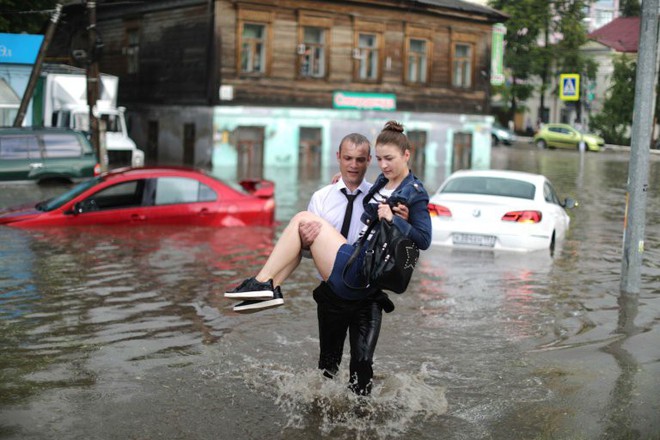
left=384, top=120, right=404, bottom=133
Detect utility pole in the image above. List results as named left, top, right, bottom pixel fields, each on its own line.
left=12, top=4, right=62, bottom=127
left=86, top=0, right=105, bottom=171
left=620, top=0, right=659, bottom=294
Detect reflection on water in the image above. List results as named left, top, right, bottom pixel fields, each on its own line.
left=0, top=226, right=274, bottom=407
left=1, top=146, right=660, bottom=439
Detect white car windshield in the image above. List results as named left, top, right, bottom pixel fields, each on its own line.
left=441, top=177, right=536, bottom=200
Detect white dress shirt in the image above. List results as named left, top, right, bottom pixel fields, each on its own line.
left=307, top=177, right=373, bottom=245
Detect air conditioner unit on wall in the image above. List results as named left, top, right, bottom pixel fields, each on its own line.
left=297, top=44, right=306, bottom=55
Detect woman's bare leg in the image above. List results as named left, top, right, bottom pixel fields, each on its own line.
left=255, top=211, right=346, bottom=285
left=272, top=254, right=301, bottom=287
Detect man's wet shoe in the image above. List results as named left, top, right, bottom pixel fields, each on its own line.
left=233, top=286, right=284, bottom=313
left=224, top=277, right=274, bottom=300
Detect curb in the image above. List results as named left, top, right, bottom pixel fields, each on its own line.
left=518, top=136, right=660, bottom=155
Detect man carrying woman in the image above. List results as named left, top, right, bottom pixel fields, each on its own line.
left=225, top=120, right=432, bottom=394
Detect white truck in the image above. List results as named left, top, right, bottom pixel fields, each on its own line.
left=39, top=67, right=144, bottom=168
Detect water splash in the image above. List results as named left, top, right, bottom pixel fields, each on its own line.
left=235, top=356, right=447, bottom=439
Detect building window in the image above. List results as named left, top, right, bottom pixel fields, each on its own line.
left=0, top=79, right=19, bottom=126
left=452, top=43, right=473, bottom=88
left=299, top=27, right=326, bottom=78
left=241, top=23, right=266, bottom=74
left=594, top=9, right=614, bottom=28
left=125, top=28, right=140, bottom=74
left=407, top=38, right=428, bottom=83
left=357, top=33, right=379, bottom=81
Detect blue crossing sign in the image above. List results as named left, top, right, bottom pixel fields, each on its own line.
left=560, top=74, right=580, bottom=101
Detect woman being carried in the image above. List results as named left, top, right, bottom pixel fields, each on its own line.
left=225, top=120, right=432, bottom=309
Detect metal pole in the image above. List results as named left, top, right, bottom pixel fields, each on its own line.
left=86, top=1, right=104, bottom=171
left=12, top=4, right=62, bottom=127
left=620, top=0, right=659, bottom=294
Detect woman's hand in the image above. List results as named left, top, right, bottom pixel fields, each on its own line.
left=377, top=203, right=394, bottom=223
left=393, top=204, right=409, bottom=221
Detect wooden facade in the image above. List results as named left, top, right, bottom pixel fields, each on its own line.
left=49, top=0, right=506, bottom=114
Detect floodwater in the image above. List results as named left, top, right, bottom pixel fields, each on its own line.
left=1, top=144, right=659, bottom=440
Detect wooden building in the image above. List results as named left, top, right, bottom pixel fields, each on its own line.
left=49, top=0, right=507, bottom=182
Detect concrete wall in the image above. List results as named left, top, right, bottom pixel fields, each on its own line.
left=211, top=105, right=493, bottom=182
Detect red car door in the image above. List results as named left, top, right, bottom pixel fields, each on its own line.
left=142, top=176, right=224, bottom=227
left=61, top=178, right=150, bottom=226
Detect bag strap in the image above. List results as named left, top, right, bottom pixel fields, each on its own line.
left=341, top=219, right=380, bottom=290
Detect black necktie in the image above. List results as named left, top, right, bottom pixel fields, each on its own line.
left=340, top=188, right=359, bottom=238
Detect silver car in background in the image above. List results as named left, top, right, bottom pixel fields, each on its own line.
left=491, top=122, right=516, bottom=146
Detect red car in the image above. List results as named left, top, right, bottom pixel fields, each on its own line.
left=0, top=166, right=276, bottom=228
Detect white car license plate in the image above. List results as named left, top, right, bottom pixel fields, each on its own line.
left=452, top=233, right=496, bottom=247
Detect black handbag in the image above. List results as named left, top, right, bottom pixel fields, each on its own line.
left=342, top=219, right=420, bottom=294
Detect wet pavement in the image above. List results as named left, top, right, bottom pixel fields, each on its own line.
left=0, top=142, right=659, bottom=439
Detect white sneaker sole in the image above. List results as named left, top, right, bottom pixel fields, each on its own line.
left=224, top=290, right=273, bottom=300
left=233, top=298, right=284, bottom=313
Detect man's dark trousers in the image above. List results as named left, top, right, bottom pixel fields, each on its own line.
left=313, top=281, right=382, bottom=395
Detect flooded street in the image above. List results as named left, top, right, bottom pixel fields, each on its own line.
left=1, top=144, right=659, bottom=439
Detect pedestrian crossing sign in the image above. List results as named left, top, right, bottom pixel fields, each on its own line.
left=560, top=74, right=580, bottom=101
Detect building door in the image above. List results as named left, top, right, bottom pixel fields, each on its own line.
left=298, top=127, right=322, bottom=179
left=407, top=130, right=427, bottom=176
left=452, top=132, right=472, bottom=172
left=183, top=123, right=195, bottom=166
left=147, top=120, right=159, bottom=164
left=236, top=126, right=265, bottom=179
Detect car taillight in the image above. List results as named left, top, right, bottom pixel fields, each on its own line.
left=94, top=164, right=101, bottom=176
left=501, top=210, right=542, bottom=223
left=428, top=203, right=452, bottom=217
left=264, top=198, right=275, bottom=211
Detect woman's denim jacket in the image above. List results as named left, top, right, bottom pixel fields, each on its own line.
left=360, top=171, right=432, bottom=250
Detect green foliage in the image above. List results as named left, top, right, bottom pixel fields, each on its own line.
left=487, top=0, right=594, bottom=117
left=619, top=0, right=641, bottom=17
left=553, top=0, right=592, bottom=77
left=0, top=0, right=59, bottom=34
left=589, top=55, right=636, bottom=145
left=488, top=0, right=550, bottom=116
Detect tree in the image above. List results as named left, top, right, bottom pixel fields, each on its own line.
left=552, top=0, right=597, bottom=123
left=619, top=0, right=641, bottom=17
left=589, top=55, right=636, bottom=145
left=488, top=0, right=549, bottom=122
left=0, top=1, right=59, bottom=34
left=488, top=0, right=594, bottom=124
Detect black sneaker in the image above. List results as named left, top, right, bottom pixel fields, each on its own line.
left=233, top=286, right=284, bottom=313
left=224, top=277, right=274, bottom=300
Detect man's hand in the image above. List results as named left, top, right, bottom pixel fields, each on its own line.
left=392, top=203, right=409, bottom=221
left=331, top=172, right=341, bottom=184
left=299, top=220, right=322, bottom=249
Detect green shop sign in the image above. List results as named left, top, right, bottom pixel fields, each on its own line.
left=333, top=91, right=396, bottom=111
left=490, top=24, right=506, bottom=86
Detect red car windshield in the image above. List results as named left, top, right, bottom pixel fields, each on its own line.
left=38, top=177, right=102, bottom=212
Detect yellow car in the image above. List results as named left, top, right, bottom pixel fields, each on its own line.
left=533, top=123, right=604, bottom=152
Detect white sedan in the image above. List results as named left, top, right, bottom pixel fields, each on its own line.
left=428, top=170, right=576, bottom=252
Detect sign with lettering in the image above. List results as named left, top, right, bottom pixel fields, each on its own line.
left=333, top=91, right=396, bottom=111
left=0, top=33, right=44, bottom=64
left=490, top=24, right=506, bottom=86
